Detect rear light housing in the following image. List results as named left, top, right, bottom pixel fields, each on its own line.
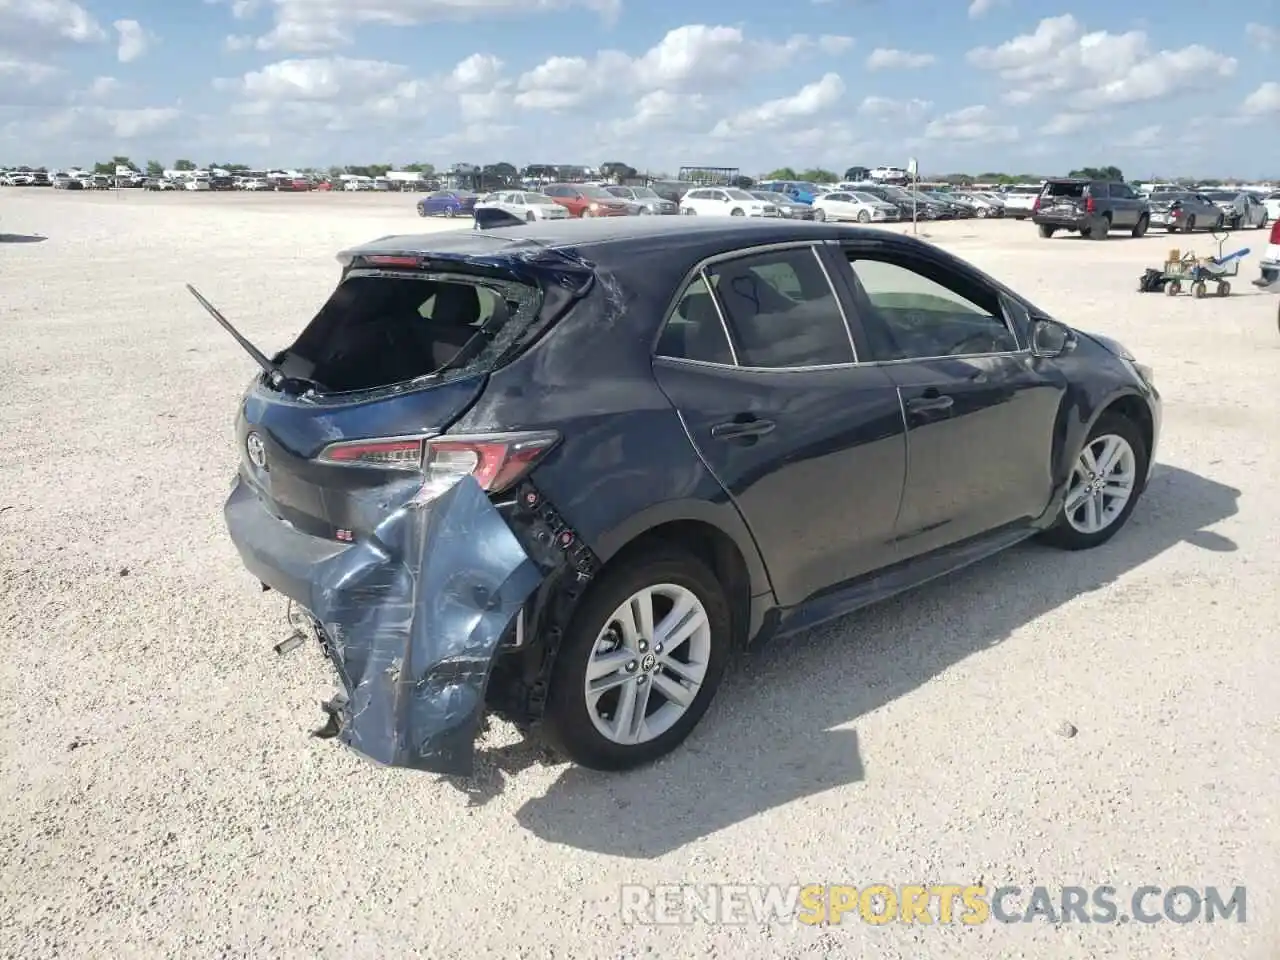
left=1085, top=196, right=1096, bottom=213
left=1270, top=220, right=1280, bottom=244
left=317, top=430, right=560, bottom=498
left=1032, top=195, right=1041, bottom=211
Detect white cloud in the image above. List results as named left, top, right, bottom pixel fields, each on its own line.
left=967, top=15, right=1236, bottom=107
left=448, top=53, right=504, bottom=90
left=1114, top=124, right=1162, bottom=149
left=1245, top=22, right=1278, bottom=51
left=84, top=75, right=120, bottom=98
left=113, top=19, right=153, bottom=62
left=968, top=0, right=1006, bottom=17
left=858, top=95, right=932, bottom=118
left=34, top=104, right=181, bottom=140
left=224, top=34, right=253, bottom=51
left=1241, top=81, right=1280, bottom=115
left=1038, top=112, right=1091, bottom=135
left=866, top=47, right=936, bottom=70
left=712, top=73, right=846, bottom=137
left=0, top=0, right=105, bottom=45
left=924, top=104, right=1017, bottom=142
left=0, top=57, right=60, bottom=84
left=513, top=25, right=824, bottom=111
left=250, top=0, right=620, bottom=53
left=818, top=34, right=855, bottom=54
left=220, top=57, right=409, bottom=101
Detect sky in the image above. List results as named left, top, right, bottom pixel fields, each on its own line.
left=1, top=0, right=1277, bottom=178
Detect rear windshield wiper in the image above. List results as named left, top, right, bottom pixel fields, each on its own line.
left=186, top=284, right=320, bottom=395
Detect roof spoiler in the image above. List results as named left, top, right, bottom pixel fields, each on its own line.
left=473, top=207, right=527, bottom=230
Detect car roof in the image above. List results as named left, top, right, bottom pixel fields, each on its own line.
left=343, top=218, right=903, bottom=276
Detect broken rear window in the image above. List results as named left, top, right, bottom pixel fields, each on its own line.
left=1041, top=181, right=1088, bottom=199
left=282, top=272, right=543, bottom=395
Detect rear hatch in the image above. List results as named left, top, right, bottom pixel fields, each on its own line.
left=1037, top=180, right=1089, bottom=215
left=231, top=247, right=592, bottom=545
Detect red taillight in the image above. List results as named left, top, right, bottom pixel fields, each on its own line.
left=1032, top=196, right=1041, bottom=211
left=1085, top=197, right=1095, bottom=213
left=364, top=255, right=421, bottom=267
left=1270, top=220, right=1280, bottom=244
left=319, top=437, right=425, bottom=468
left=318, top=430, right=559, bottom=497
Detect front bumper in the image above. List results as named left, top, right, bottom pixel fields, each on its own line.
left=224, top=474, right=544, bottom=776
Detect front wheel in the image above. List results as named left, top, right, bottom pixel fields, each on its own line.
left=1038, top=413, right=1148, bottom=551
left=857, top=210, right=871, bottom=223
left=1182, top=215, right=1195, bottom=233
left=730, top=208, right=745, bottom=216
left=542, top=546, right=731, bottom=771
left=445, top=207, right=456, bottom=218
left=812, top=208, right=826, bottom=222
left=1131, top=215, right=1149, bottom=238
left=417, top=206, right=428, bottom=217
left=526, top=211, right=535, bottom=222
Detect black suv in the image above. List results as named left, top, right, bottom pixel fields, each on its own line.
left=212, top=218, right=1160, bottom=776
left=1032, top=179, right=1150, bottom=240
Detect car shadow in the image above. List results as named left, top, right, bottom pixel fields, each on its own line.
left=0, top=233, right=47, bottom=243
left=455, top=465, right=1239, bottom=856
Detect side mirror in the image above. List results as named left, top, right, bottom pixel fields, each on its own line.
left=1030, top=318, right=1075, bottom=358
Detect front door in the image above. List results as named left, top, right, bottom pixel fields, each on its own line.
left=832, top=242, right=1067, bottom=558
left=651, top=242, right=907, bottom=606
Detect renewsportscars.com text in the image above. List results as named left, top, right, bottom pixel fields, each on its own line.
left=620, top=884, right=1247, bottom=926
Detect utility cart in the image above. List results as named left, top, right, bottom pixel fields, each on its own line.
left=1160, top=232, right=1251, bottom=298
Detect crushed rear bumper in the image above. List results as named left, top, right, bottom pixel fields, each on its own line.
left=225, top=474, right=544, bottom=776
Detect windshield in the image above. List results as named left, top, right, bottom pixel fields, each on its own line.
left=852, top=192, right=882, bottom=204
left=753, top=191, right=788, bottom=203
left=525, top=194, right=555, bottom=204
left=630, top=187, right=658, bottom=198
left=725, top=189, right=756, bottom=200
left=1156, top=192, right=1195, bottom=202
left=605, top=187, right=631, bottom=197
left=1201, top=192, right=1235, bottom=201
left=793, top=182, right=822, bottom=194
left=579, top=186, right=615, bottom=199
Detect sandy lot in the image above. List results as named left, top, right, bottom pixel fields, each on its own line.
left=2, top=189, right=1278, bottom=959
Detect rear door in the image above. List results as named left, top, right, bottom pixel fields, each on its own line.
left=651, top=241, right=907, bottom=606
left=831, top=240, right=1067, bottom=558
left=1106, top=181, right=1140, bottom=226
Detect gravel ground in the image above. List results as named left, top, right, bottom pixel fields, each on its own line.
left=2, top=190, right=1277, bottom=959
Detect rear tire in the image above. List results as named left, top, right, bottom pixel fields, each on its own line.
left=1038, top=413, right=1148, bottom=551
left=1038, top=224, right=1056, bottom=238
left=1131, top=215, right=1149, bottom=238
left=526, top=211, right=535, bottom=222
left=542, top=546, right=731, bottom=771
left=1182, top=215, right=1195, bottom=233
left=1091, top=215, right=1110, bottom=240
left=445, top=207, right=456, bottom=218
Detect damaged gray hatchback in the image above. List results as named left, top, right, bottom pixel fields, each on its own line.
left=214, top=217, right=1160, bottom=776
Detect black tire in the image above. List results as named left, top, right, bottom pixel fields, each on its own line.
left=417, top=206, right=427, bottom=217
left=1091, top=215, right=1110, bottom=240
left=1131, top=215, right=1149, bottom=238
left=1038, top=224, right=1056, bottom=238
left=526, top=211, right=535, bottom=222
left=1182, top=215, right=1195, bottom=234
left=812, top=208, right=826, bottom=222
left=1259, top=214, right=1268, bottom=231
left=1215, top=215, right=1225, bottom=231
left=445, top=207, right=456, bottom=218
left=730, top=208, right=745, bottom=216
left=542, top=545, right=732, bottom=771
left=857, top=210, right=871, bottom=223
left=684, top=208, right=696, bottom=215
left=1038, top=413, right=1149, bottom=551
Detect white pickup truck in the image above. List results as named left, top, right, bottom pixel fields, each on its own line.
left=1000, top=183, right=1042, bottom=220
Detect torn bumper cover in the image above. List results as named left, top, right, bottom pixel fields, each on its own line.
left=225, top=474, right=543, bottom=776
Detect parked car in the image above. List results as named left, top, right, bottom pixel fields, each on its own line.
left=750, top=190, right=815, bottom=219
left=605, top=185, right=679, bottom=215
left=543, top=183, right=633, bottom=217
left=211, top=217, right=1160, bottom=776
left=1147, top=191, right=1224, bottom=233
left=903, top=191, right=956, bottom=219
left=1256, top=218, right=1280, bottom=289
left=241, top=178, right=269, bottom=191
left=922, top=192, right=973, bottom=218
left=1000, top=184, right=1043, bottom=220
left=756, top=180, right=825, bottom=204
left=648, top=180, right=699, bottom=205
left=855, top=184, right=923, bottom=220
left=1263, top=192, right=1280, bottom=224
left=146, top=177, right=180, bottom=191
left=956, top=192, right=1005, bottom=217
left=475, top=190, right=571, bottom=221
left=810, top=191, right=899, bottom=223
left=680, top=187, right=780, bottom=217
left=52, top=175, right=84, bottom=190
left=416, top=190, right=479, bottom=218
left=1032, top=179, right=1151, bottom=239
left=1199, top=190, right=1270, bottom=230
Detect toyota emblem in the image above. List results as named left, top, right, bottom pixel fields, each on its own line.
left=246, top=432, right=268, bottom=470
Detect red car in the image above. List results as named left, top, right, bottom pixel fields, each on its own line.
left=543, top=183, right=632, bottom=217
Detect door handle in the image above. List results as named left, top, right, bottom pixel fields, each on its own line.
left=710, top=417, right=776, bottom=440
left=905, top=395, right=954, bottom=414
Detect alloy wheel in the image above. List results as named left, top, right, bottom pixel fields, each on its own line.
left=1064, top=434, right=1137, bottom=534
left=583, top=584, right=712, bottom=746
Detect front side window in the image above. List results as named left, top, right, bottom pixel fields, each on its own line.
left=843, top=255, right=1019, bottom=361
left=704, top=247, right=854, bottom=368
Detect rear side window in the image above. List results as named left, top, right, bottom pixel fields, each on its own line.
left=656, top=275, right=734, bottom=365
left=285, top=273, right=542, bottom=394
left=704, top=247, right=854, bottom=368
